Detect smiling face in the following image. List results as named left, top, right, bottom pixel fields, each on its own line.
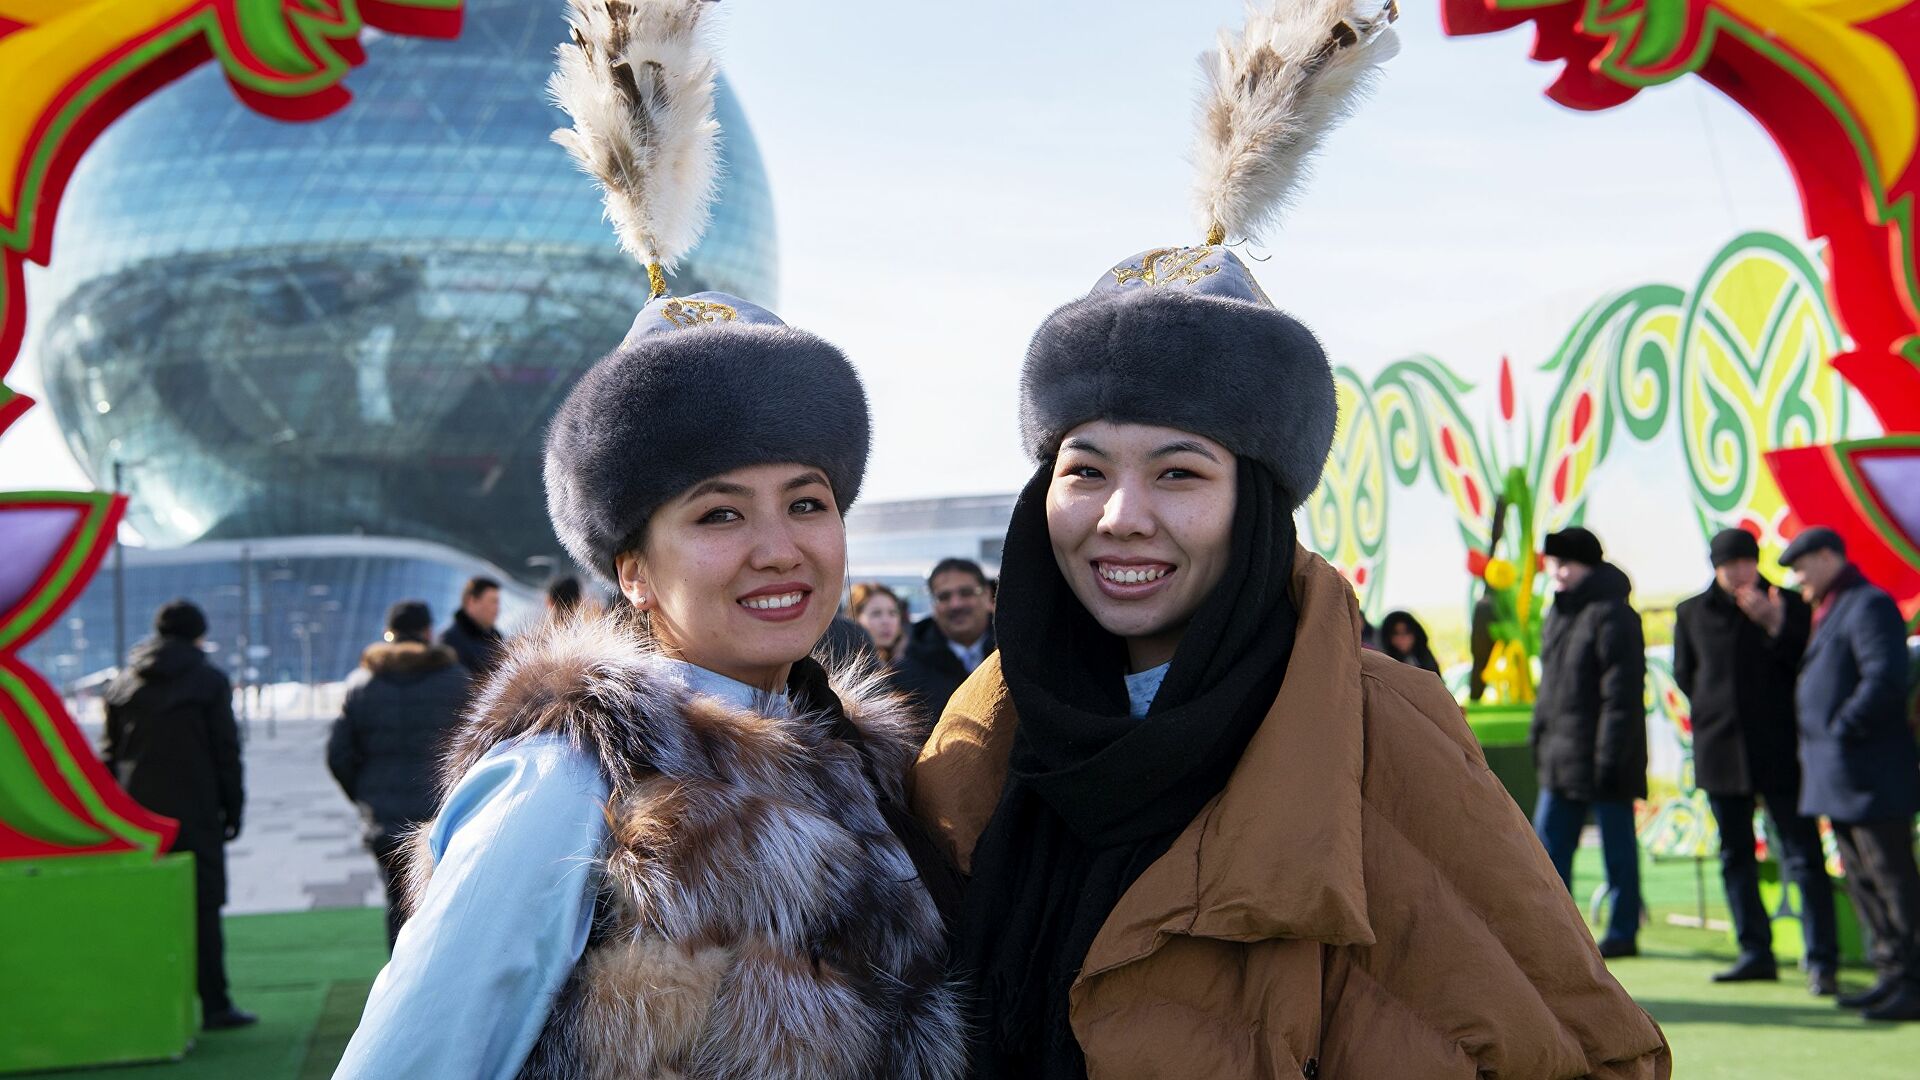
left=1046, top=420, right=1237, bottom=673
left=614, top=462, right=846, bottom=692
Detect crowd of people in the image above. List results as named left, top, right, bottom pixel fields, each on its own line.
left=78, top=2, right=1920, bottom=1074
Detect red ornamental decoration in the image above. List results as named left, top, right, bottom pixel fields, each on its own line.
left=1498, top=355, right=1517, bottom=422
left=1443, top=0, right=1920, bottom=620
left=0, top=1, right=469, bottom=867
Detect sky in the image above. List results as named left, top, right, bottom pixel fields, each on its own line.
left=0, top=1, right=1826, bottom=614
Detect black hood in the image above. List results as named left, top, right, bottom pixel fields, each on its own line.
left=1557, top=561, right=1633, bottom=613
left=129, top=637, right=207, bottom=681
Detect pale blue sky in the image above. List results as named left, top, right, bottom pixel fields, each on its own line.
left=0, top=2, right=1827, bottom=610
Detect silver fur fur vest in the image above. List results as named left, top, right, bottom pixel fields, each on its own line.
left=403, top=611, right=968, bottom=1080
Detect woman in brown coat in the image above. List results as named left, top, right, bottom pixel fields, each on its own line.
left=911, top=3, right=1670, bottom=1075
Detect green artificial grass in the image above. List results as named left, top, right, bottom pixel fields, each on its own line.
left=12, top=853, right=1920, bottom=1077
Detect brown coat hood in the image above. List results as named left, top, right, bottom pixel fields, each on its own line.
left=913, top=548, right=1671, bottom=1079
left=358, top=639, right=460, bottom=678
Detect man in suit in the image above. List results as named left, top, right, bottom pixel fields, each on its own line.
left=1673, top=528, right=1838, bottom=994
left=1782, top=526, right=1920, bottom=1021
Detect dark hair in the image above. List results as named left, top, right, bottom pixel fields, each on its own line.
left=153, top=599, right=208, bottom=641
left=927, top=557, right=988, bottom=590
left=546, top=576, right=584, bottom=614
left=1380, top=610, right=1441, bottom=674
left=849, top=581, right=904, bottom=619
left=385, top=600, right=434, bottom=640
left=462, top=576, right=502, bottom=603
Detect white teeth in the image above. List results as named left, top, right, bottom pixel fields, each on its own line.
left=1099, top=565, right=1170, bottom=584
left=742, top=592, right=804, bottom=610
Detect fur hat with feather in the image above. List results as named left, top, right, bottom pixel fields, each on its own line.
left=543, top=0, right=870, bottom=584
left=1021, top=0, right=1398, bottom=508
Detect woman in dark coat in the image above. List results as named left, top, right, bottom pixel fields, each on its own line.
left=1380, top=609, right=1441, bottom=674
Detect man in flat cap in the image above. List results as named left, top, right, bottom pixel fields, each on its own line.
left=1674, top=528, right=1838, bottom=994
left=1533, top=526, right=1648, bottom=958
left=1781, top=526, right=1920, bottom=1020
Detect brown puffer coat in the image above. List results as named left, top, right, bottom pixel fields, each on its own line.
left=912, top=549, right=1672, bottom=1079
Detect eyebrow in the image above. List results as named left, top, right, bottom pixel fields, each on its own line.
left=1153, top=439, right=1221, bottom=463
left=681, top=471, right=831, bottom=504
left=1060, top=438, right=1109, bottom=459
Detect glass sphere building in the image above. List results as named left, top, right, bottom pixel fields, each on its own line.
left=32, top=0, right=778, bottom=580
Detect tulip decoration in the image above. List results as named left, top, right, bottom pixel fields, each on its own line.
left=1468, top=467, right=1544, bottom=705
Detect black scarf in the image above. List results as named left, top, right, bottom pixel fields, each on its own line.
left=956, top=459, right=1299, bottom=1078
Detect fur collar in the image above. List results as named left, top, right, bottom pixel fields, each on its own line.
left=441, top=608, right=924, bottom=808
left=424, top=608, right=964, bottom=1080
left=360, top=640, right=459, bottom=677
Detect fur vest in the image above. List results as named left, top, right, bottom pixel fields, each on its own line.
left=409, top=613, right=968, bottom=1080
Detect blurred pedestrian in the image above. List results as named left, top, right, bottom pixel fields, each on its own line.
left=892, top=557, right=996, bottom=721
left=1380, top=610, right=1440, bottom=674
left=102, top=599, right=254, bottom=1030
left=850, top=581, right=908, bottom=664
left=440, top=575, right=505, bottom=675
left=1781, top=526, right=1920, bottom=1021
left=1532, top=526, right=1648, bottom=958
left=328, top=601, right=470, bottom=949
left=544, top=576, right=586, bottom=620
left=1673, top=528, right=1838, bottom=994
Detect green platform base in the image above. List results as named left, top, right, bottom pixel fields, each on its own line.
left=1466, top=703, right=1537, bottom=814
left=1757, top=859, right=1868, bottom=966
left=0, top=853, right=195, bottom=1073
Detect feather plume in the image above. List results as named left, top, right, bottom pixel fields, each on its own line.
left=1193, top=0, right=1399, bottom=244
left=549, top=0, right=722, bottom=287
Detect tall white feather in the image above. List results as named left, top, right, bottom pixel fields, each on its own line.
left=1193, top=0, right=1399, bottom=244
left=549, top=0, right=721, bottom=287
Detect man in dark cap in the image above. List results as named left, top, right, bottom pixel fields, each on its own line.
left=102, top=599, right=254, bottom=1029
left=1532, top=526, right=1648, bottom=958
left=328, top=601, right=470, bottom=949
left=1674, top=528, right=1838, bottom=993
left=1781, top=526, right=1920, bottom=1021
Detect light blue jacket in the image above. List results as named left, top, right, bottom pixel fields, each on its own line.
left=333, top=662, right=777, bottom=1079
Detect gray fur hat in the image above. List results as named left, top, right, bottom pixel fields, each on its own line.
left=1020, top=246, right=1335, bottom=508
left=545, top=291, right=870, bottom=584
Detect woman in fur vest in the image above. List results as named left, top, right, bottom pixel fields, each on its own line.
left=912, top=3, right=1671, bottom=1077
left=334, top=4, right=966, bottom=1077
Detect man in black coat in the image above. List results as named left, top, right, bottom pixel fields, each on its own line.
left=1673, top=528, right=1838, bottom=993
left=328, top=601, right=471, bottom=949
left=101, top=600, right=255, bottom=1030
left=892, top=557, right=997, bottom=723
left=1782, top=526, right=1920, bottom=1021
left=1532, top=527, right=1648, bottom=958
left=439, top=575, right=506, bottom=676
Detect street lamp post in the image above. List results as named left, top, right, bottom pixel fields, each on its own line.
left=111, top=460, right=125, bottom=669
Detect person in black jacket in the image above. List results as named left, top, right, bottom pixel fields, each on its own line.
left=1673, top=528, right=1838, bottom=993
left=891, top=557, right=997, bottom=723
left=1532, top=527, right=1648, bottom=958
left=328, top=601, right=471, bottom=949
left=102, top=599, right=255, bottom=1030
left=439, top=575, right=506, bottom=676
left=1782, top=527, right=1920, bottom=1022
